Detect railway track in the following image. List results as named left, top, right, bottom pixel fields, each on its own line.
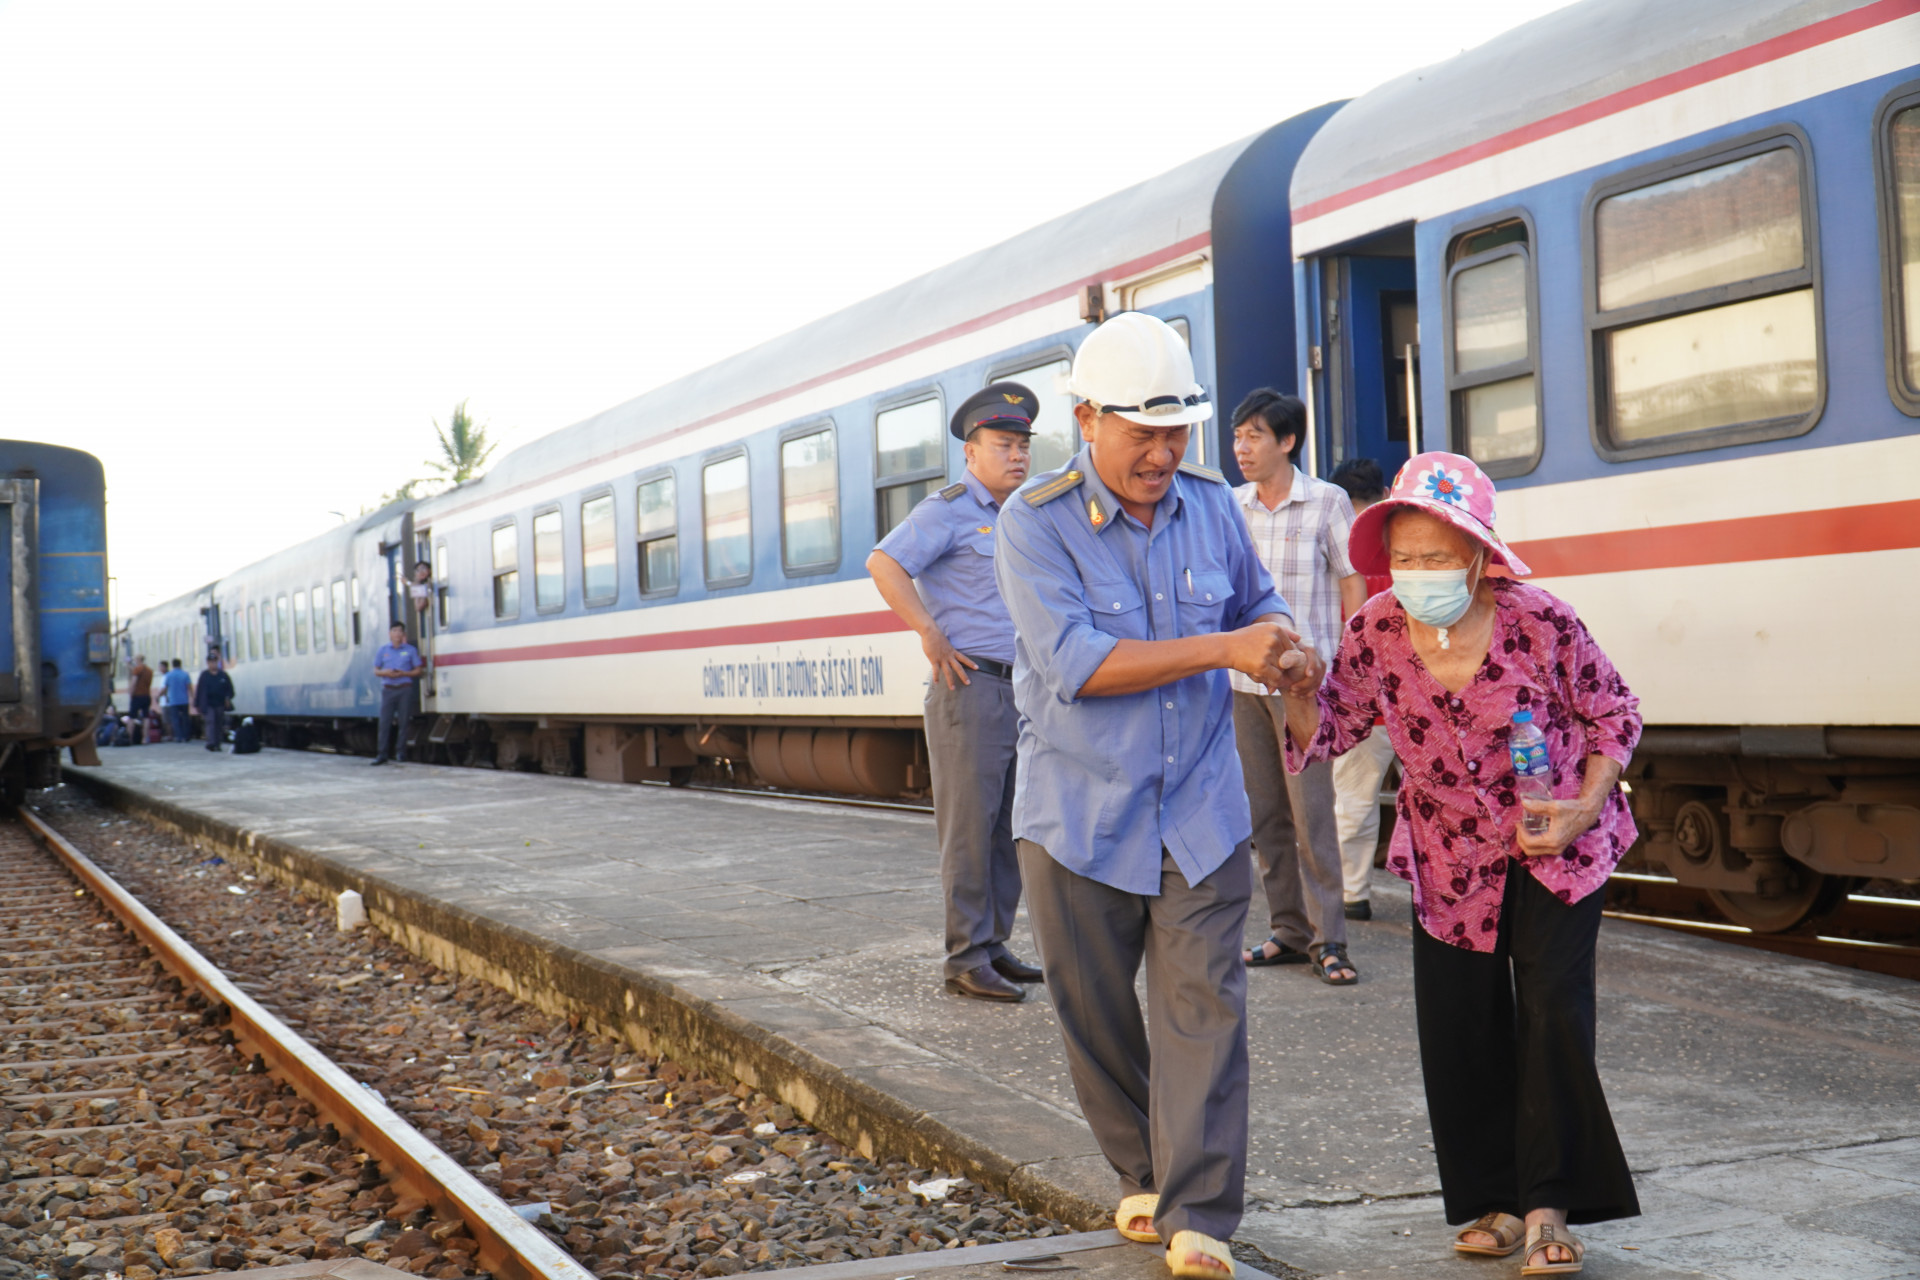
left=676, top=780, right=1920, bottom=981
left=2, top=807, right=593, bottom=1280
left=1603, top=872, right=1920, bottom=980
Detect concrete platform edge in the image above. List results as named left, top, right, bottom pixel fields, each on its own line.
left=57, top=768, right=1113, bottom=1233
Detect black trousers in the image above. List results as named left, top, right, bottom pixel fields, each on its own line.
left=1412, top=866, right=1639, bottom=1227
left=377, top=684, right=417, bottom=760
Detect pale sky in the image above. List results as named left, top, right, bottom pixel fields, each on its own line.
left=0, top=0, right=1575, bottom=615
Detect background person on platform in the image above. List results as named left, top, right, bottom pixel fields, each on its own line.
left=1327, top=457, right=1396, bottom=921
left=161, top=659, right=192, bottom=743
left=996, top=312, right=1309, bottom=1280
left=371, top=622, right=426, bottom=766
left=1281, top=452, right=1642, bottom=1276
left=1229, top=389, right=1365, bottom=984
left=867, top=382, right=1046, bottom=1004
left=127, top=654, right=154, bottom=743
left=193, top=652, right=235, bottom=752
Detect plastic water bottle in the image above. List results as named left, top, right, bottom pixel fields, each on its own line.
left=1510, top=709, right=1552, bottom=835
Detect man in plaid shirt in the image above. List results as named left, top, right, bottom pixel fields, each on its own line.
left=1228, top=390, right=1367, bottom=986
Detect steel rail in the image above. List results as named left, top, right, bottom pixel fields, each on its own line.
left=17, top=805, right=598, bottom=1280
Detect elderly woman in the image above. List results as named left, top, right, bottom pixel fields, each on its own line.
left=1281, top=453, right=1639, bottom=1276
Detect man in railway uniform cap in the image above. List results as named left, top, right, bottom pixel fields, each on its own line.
left=867, top=381, right=1046, bottom=1003
left=994, top=311, right=1311, bottom=1279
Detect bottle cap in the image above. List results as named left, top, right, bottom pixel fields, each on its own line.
left=1512, top=709, right=1534, bottom=723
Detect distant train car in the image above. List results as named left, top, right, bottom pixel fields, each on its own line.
left=126, top=104, right=1341, bottom=783
left=1286, top=0, right=1920, bottom=929
left=1, top=441, right=111, bottom=802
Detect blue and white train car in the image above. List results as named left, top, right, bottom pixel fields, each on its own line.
left=127, top=106, right=1338, bottom=786
left=1, top=442, right=111, bottom=801
left=1286, top=0, right=1920, bottom=928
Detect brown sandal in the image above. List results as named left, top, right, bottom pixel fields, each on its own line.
left=1452, top=1212, right=1525, bottom=1257
left=1519, top=1222, right=1584, bottom=1275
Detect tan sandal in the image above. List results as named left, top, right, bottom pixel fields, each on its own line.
left=1452, top=1212, right=1525, bottom=1257
left=1165, top=1230, right=1234, bottom=1279
left=1116, top=1193, right=1160, bottom=1243
left=1520, top=1222, right=1584, bottom=1275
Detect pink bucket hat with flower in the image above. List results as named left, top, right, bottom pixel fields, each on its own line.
left=1347, top=451, right=1531, bottom=577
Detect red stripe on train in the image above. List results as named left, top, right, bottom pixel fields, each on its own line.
left=1510, top=498, right=1920, bottom=578
left=433, top=609, right=913, bottom=667
left=1293, top=0, right=1919, bottom=226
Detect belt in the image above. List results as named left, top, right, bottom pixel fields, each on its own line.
left=966, top=656, right=1014, bottom=680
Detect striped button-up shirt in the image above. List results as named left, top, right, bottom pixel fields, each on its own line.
left=1230, top=467, right=1357, bottom=693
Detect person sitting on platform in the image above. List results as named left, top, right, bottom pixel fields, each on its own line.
left=1279, top=452, right=1642, bottom=1276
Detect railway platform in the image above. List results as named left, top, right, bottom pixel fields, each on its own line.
left=56, top=747, right=1920, bottom=1280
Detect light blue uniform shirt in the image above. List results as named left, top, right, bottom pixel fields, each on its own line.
left=374, top=643, right=423, bottom=688
left=994, top=448, right=1290, bottom=895
left=874, top=470, right=1016, bottom=665
left=161, top=668, right=191, bottom=707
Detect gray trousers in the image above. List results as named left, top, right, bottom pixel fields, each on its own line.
left=926, top=671, right=1022, bottom=978
left=1233, top=691, right=1346, bottom=954
left=203, top=705, right=227, bottom=749
left=377, top=683, right=416, bottom=760
left=1017, top=838, right=1251, bottom=1242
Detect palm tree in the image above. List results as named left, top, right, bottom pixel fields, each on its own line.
left=428, top=400, right=499, bottom=486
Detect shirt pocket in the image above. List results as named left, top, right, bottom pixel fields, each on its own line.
left=1176, top=570, right=1235, bottom=635
left=1086, top=579, right=1147, bottom=641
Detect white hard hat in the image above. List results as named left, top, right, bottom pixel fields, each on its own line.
left=1067, top=311, right=1214, bottom=426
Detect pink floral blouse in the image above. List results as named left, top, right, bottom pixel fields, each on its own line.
left=1285, top=579, right=1641, bottom=951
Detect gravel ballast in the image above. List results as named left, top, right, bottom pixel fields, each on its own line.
left=18, top=785, right=1073, bottom=1280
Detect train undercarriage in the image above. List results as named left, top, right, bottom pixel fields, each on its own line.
left=1627, top=727, right=1920, bottom=932
left=244, top=714, right=1919, bottom=935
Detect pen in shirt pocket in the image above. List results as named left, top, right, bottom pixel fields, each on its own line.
left=1184, top=567, right=1195, bottom=597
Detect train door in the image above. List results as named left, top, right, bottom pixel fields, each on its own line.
left=0, top=480, right=40, bottom=734
left=413, top=530, right=435, bottom=713
left=1306, top=237, right=1421, bottom=479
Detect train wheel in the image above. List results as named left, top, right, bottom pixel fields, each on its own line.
left=1707, top=867, right=1837, bottom=933
left=668, top=765, right=695, bottom=788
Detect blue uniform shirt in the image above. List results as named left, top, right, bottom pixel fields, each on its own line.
left=994, top=448, right=1290, bottom=895
left=161, top=668, right=191, bottom=706
left=375, top=643, right=423, bottom=688
left=874, top=470, right=1016, bottom=665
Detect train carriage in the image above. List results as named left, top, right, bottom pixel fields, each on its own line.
left=1286, top=0, right=1920, bottom=929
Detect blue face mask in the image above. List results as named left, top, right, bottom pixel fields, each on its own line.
left=1391, top=553, right=1484, bottom=637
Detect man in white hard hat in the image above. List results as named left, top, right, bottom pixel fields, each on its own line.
left=994, top=311, right=1312, bottom=1280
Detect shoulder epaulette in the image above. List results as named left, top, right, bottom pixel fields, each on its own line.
left=1022, top=469, right=1086, bottom=507
left=937, top=482, right=967, bottom=501
left=1178, top=460, right=1227, bottom=484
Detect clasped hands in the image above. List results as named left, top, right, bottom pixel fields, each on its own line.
left=1225, top=620, right=1324, bottom=697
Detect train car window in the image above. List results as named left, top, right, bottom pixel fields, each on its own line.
left=331, top=580, right=349, bottom=647
left=292, top=591, right=310, bottom=654
left=430, top=548, right=447, bottom=626
left=581, top=494, right=617, bottom=605
left=1587, top=135, right=1820, bottom=457
left=492, top=522, right=521, bottom=618
left=247, top=604, right=259, bottom=662
left=1876, top=86, right=1920, bottom=414
left=532, top=508, right=564, bottom=612
left=781, top=426, right=840, bottom=573
left=263, top=602, right=278, bottom=658
left=703, top=454, right=752, bottom=587
left=990, top=355, right=1078, bottom=476
left=1445, top=217, right=1540, bottom=477
left=874, top=397, right=943, bottom=539
left=638, top=472, right=678, bottom=596
left=310, top=587, right=328, bottom=652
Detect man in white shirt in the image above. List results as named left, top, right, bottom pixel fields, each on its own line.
left=1228, top=390, right=1366, bottom=985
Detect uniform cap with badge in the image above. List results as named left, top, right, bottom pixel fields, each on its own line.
left=1067, top=312, right=1214, bottom=426
left=950, top=382, right=1040, bottom=441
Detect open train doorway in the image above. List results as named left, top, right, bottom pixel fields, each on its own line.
left=1303, top=224, right=1419, bottom=481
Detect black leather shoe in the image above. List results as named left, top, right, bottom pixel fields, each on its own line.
left=992, top=953, right=1044, bottom=984
left=370, top=756, right=388, bottom=766
left=945, top=964, right=1026, bottom=1003
left=1344, top=899, right=1372, bottom=921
